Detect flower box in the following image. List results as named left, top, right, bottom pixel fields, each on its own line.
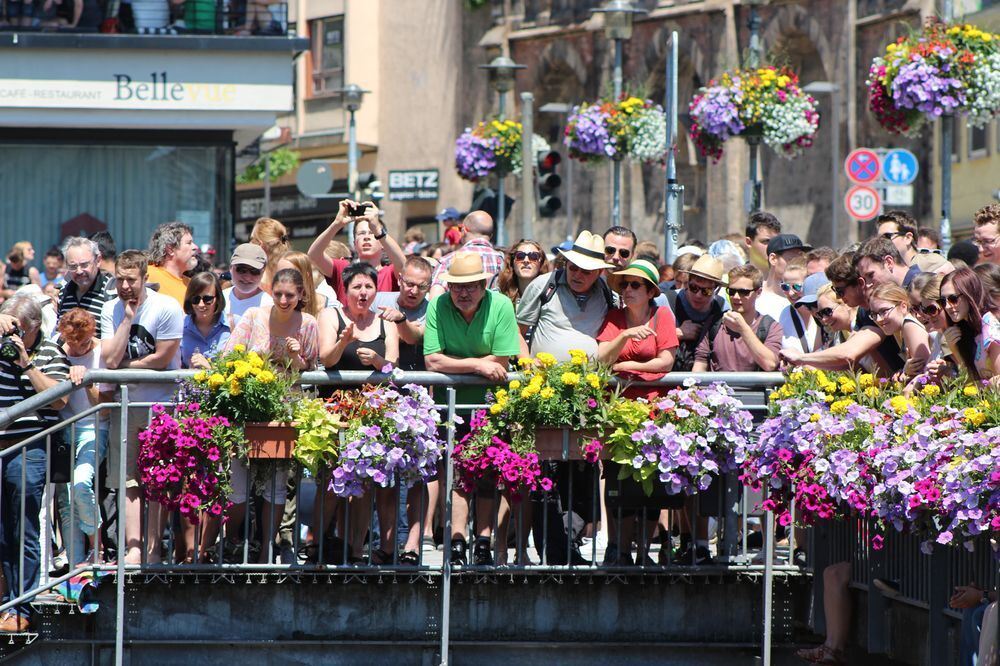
left=245, top=422, right=297, bottom=459
left=534, top=427, right=603, bottom=462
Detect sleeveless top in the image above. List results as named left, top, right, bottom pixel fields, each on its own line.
left=4, top=264, right=30, bottom=291
left=332, top=309, right=387, bottom=371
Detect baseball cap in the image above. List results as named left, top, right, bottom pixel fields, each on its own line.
left=767, top=234, right=812, bottom=256
left=797, top=272, right=830, bottom=306
left=435, top=207, right=462, bottom=222
left=230, top=243, right=267, bottom=270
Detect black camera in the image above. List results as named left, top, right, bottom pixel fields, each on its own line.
left=347, top=202, right=372, bottom=218
left=0, top=325, right=22, bottom=362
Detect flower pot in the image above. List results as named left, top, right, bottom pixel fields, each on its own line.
left=244, top=422, right=297, bottom=459
left=534, top=427, right=603, bottom=462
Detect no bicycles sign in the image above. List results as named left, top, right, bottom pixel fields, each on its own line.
left=845, top=185, right=881, bottom=221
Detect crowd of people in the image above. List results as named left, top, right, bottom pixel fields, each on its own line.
left=0, top=201, right=998, bottom=650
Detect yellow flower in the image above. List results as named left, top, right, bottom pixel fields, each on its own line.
left=830, top=399, right=854, bottom=416
left=864, top=387, right=880, bottom=399
left=561, top=372, right=580, bottom=387
left=963, top=408, right=986, bottom=427
left=509, top=380, right=521, bottom=391
left=233, top=361, right=252, bottom=379
left=963, top=385, right=979, bottom=397
left=585, top=373, right=601, bottom=389
left=920, top=384, right=941, bottom=398
left=889, top=396, right=912, bottom=415
left=247, top=352, right=264, bottom=368
left=208, top=373, right=225, bottom=389
left=489, top=403, right=503, bottom=415
left=232, top=344, right=246, bottom=354
left=838, top=379, right=857, bottom=394
left=858, top=373, right=875, bottom=388
left=568, top=349, right=588, bottom=366
left=229, top=379, right=242, bottom=396
left=495, top=389, right=508, bottom=401
left=193, top=371, right=208, bottom=383
left=521, top=386, right=538, bottom=399
left=536, top=352, right=557, bottom=368
left=540, top=387, right=555, bottom=400
left=809, top=413, right=821, bottom=423
left=769, top=391, right=780, bottom=401
left=257, top=370, right=275, bottom=384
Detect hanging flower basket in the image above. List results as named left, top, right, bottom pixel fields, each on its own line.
left=563, top=95, right=668, bottom=164
left=867, top=18, right=1000, bottom=136
left=454, top=119, right=549, bottom=182
left=689, top=66, right=820, bottom=162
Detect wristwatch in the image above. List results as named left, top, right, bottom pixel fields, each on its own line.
left=374, top=230, right=387, bottom=240
left=21, top=361, right=35, bottom=372
left=394, top=314, right=407, bottom=324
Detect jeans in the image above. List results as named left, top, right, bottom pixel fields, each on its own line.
left=56, top=425, right=109, bottom=566
left=1, top=446, right=47, bottom=618
left=961, top=602, right=989, bottom=666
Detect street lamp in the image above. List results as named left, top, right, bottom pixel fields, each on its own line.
left=745, top=0, right=766, bottom=69
left=743, top=0, right=766, bottom=213
left=592, top=0, right=647, bottom=227
left=803, top=81, right=841, bottom=249
left=479, top=56, right=525, bottom=247
left=335, top=83, right=370, bottom=244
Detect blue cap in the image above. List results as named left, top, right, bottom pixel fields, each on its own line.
left=435, top=207, right=461, bottom=222
left=552, top=240, right=574, bottom=255
left=797, top=271, right=830, bottom=305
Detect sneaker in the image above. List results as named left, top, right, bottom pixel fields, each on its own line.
left=472, top=537, right=493, bottom=566
left=449, top=539, right=468, bottom=566
left=676, top=544, right=714, bottom=566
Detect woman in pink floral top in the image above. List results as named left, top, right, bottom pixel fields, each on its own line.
left=221, top=268, right=319, bottom=563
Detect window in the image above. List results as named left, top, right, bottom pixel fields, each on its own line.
left=968, top=121, right=989, bottom=158
left=311, top=16, right=344, bottom=97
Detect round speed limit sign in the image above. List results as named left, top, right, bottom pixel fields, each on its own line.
left=845, top=185, right=881, bottom=221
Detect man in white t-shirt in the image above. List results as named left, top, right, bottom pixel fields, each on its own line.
left=222, top=243, right=273, bottom=329
left=101, top=249, right=183, bottom=565
left=757, top=233, right=811, bottom=321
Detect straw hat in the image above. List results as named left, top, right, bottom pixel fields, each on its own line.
left=558, top=231, right=615, bottom=271
left=686, top=255, right=725, bottom=284
left=440, top=252, right=491, bottom=283
left=608, top=259, right=660, bottom=294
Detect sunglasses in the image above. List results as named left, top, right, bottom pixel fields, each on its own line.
left=604, top=247, right=632, bottom=259
left=687, top=284, right=717, bottom=297
left=513, top=251, right=543, bottom=262
left=832, top=281, right=857, bottom=298
left=621, top=280, right=648, bottom=291
left=918, top=302, right=941, bottom=317
left=939, top=293, right=962, bottom=306
left=234, top=265, right=262, bottom=276
left=881, top=231, right=901, bottom=240
left=917, top=248, right=942, bottom=255
left=816, top=307, right=836, bottom=319
left=727, top=287, right=755, bottom=298
left=780, top=282, right=803, bottom=293
left=191, top=295, right=216, bottom=305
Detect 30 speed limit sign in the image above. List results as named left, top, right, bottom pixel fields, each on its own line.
left=845, top=185, right=881, bottom=221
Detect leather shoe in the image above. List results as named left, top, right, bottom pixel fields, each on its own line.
left=0, top=612, right=29, bottom=633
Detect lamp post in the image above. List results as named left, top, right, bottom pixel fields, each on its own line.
left=939, top=0, right=954, bottom=253
left=803, top=82, right=841, bottom=249
left=335, top=83, right=370, bottom=245
left=744, top=0, right=766, bottom=213
left=480, top=55, right=525, bottom=248
left=592, top=0, right=647, bottom=227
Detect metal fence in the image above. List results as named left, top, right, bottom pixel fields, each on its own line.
left=0, top=369, right=995, bottom=665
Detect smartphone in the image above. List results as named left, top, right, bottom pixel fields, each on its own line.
left=348, top=202, right=372, bottom=217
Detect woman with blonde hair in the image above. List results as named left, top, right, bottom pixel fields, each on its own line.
left=276, top=251, right=327, bottom=316
left=868, top=282, right=930, bottom=380
left=250, top=217, right=291, bottom=291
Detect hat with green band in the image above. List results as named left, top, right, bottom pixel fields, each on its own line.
left=608, top=259, right=661, bottom=294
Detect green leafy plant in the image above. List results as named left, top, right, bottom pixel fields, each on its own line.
left=237, top=147, right=300, bottom=184
left=292, top=397, right=346, bottom=476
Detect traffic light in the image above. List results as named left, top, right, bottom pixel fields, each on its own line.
left=537, top=150, right=562, bottom=217
left=470, top=185, right=514, bottom=223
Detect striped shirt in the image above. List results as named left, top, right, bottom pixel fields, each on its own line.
left=0, top=338, right=70, bottom=440
left=58, top=271, right=114, bottom=337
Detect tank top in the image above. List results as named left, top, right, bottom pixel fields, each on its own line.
left=4, top=264, right=30, bottom=291
left=332, top=309, right=387, bottom=371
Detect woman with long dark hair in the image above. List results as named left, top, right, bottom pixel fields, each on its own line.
left=939, top=267, right=1000, bottom=386
left=495, top=239, right=551, bottom=305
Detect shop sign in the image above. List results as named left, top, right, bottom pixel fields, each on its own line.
left=388, top=169, right=439, bottom=201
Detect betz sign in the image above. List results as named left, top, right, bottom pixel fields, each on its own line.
left=388, top=169, right=439, bottom=202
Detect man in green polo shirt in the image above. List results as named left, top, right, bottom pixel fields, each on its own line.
left=424, top=251, right=520, bottom=567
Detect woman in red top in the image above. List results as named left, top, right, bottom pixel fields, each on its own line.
left=597, top=259, right=679, bottom=400
left=596, top=260, right=680, bottom=566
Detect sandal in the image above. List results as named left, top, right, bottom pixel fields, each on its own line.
left=795, top=644, right=846, bottom=665
left=399, top=550, right=419, bottom=565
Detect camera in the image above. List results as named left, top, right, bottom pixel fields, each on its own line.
left=347, top=202, right=372, bottom=218
left=0, top=325, right=22, bottom=362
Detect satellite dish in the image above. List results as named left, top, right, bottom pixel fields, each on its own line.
left=297, top=160, right=334, bottom=197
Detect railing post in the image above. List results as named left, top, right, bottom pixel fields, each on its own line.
left=115, top=386, right=129, bottom=666
left=810, top=523, right=831, bottom=636
left=439, top=387, right=456, bottom=666
left=866, top=523, right=887, bottom=654
left=927, top=546, right=949, bottom=664
left=761, top=507, right=774, bottom=666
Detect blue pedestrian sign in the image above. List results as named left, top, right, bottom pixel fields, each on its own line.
left=881, top=149, right=918, bottom=185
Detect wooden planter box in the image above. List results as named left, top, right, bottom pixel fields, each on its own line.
left=534, top=427, right=603, bottom=462
left=244, top=422, right=297, bottom=460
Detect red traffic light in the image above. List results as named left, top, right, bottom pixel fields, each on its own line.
left=539, top=151, right=562, bottom=171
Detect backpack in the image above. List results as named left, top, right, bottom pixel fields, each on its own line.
left=706, top=314, right=777, bottom=370
left=665, top=288, right=724, bottom=372
left=523, top=269, right=616, bottom=348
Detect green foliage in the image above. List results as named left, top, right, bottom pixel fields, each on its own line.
left=292, top=397, right=345, bottom=476
left=237, top=147, right=300, bottom=184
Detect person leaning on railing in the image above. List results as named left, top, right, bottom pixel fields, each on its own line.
left=0, top=297, right=70, bottom=633
left=423, top=252, right=520, bottom=568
